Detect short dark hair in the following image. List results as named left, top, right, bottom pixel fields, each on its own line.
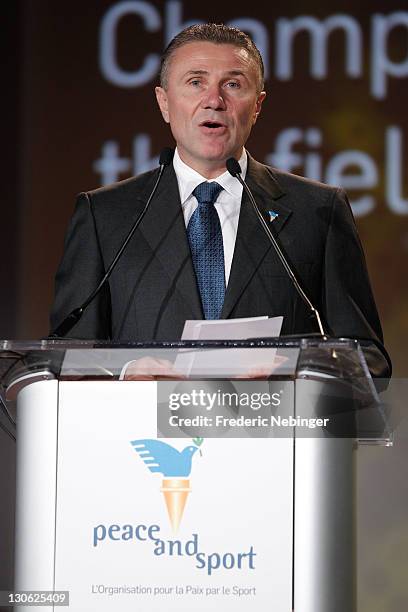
left=160, top=23, right=265, bottom=92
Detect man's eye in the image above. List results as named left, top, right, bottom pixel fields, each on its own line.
left=190, top=80, right=201, bottom=86
left=226, top=81, right=240, bottom=88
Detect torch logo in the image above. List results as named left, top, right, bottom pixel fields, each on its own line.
left=130, top=438, right=203, bottom=532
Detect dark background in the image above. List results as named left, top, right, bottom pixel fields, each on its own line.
left=2, top=1, right=408, bottom=609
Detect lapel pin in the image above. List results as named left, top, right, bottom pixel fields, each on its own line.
left=268, top=210, right=279, bottom=222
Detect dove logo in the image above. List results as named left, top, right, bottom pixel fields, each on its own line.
left=130, top=439, right=201, bottom=532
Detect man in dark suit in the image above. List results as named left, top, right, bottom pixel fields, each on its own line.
left=50, top=23, right=390, bottom=377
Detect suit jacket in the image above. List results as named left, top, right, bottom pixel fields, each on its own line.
left=50, top=154, right=391, bottom=376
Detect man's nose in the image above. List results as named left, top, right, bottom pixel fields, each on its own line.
left=202, top=85, right=226, bottom=110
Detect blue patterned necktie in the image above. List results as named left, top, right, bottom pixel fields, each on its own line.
left=187, top=181, right=225, bottom=319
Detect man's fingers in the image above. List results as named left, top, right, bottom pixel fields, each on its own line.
left=123, top=357, right=185, bottom=380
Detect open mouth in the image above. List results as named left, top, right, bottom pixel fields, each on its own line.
left=199, top=121, right=227, bottom=133
left=202, top=121, right=224, bottom=128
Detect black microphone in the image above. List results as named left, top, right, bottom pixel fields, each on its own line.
left=226, top=157, right=327, bottom=337
left=50, top=148, right=175, bottom=338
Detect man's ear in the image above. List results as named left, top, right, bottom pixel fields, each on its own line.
left=155, top=86, right=170, bottom=123
left=253, top=90, right=266, bottom=125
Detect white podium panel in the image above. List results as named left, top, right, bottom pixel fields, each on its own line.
left=14, top=381, right=59, bottom=594
left=51, top=381, right=294, bottom=611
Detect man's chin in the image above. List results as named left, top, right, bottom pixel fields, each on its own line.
left=197, top=145, right=236, bottom=165
left=178, top=143, right=240, bottom=173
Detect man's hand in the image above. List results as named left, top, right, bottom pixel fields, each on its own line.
left=234, top=354, right=289, bottom=379
left=122, top=354, right=288, bottom=380
left=122, top=357, right=186, bottom=380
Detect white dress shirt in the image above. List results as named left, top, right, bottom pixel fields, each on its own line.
left=173, top=148, right=247, bottom=285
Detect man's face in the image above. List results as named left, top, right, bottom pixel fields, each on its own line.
left=155, top=42, right=266, bottom=177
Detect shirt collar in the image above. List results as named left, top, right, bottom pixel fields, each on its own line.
left=173, top=148, right=248, bottom=205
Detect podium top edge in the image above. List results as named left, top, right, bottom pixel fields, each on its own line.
left=0, top=336, right=362, bottom=351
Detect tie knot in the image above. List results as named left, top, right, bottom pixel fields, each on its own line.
left=193, top=181, right=223, bottom=207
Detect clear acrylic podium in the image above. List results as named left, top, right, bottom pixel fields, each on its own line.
left=0, top=338, right=391, bottom=612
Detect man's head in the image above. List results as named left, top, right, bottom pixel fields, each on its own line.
left=155, top=23, right=266, bottom=178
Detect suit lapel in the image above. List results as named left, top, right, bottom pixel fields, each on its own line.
left=221, top=155, right=292, bottom=318
left=136, top=165, right=203, bottom=319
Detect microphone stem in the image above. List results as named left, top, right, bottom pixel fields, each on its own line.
left=82, top=163, right=165, bottom=309
left=50, top=163, right=166, bottom=338
left=235, top=173, right=327, bottom=338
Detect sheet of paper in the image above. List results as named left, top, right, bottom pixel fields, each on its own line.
left=181, top=316, right=269, bottom=341
left=176, top=316, right=283, bottom=377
